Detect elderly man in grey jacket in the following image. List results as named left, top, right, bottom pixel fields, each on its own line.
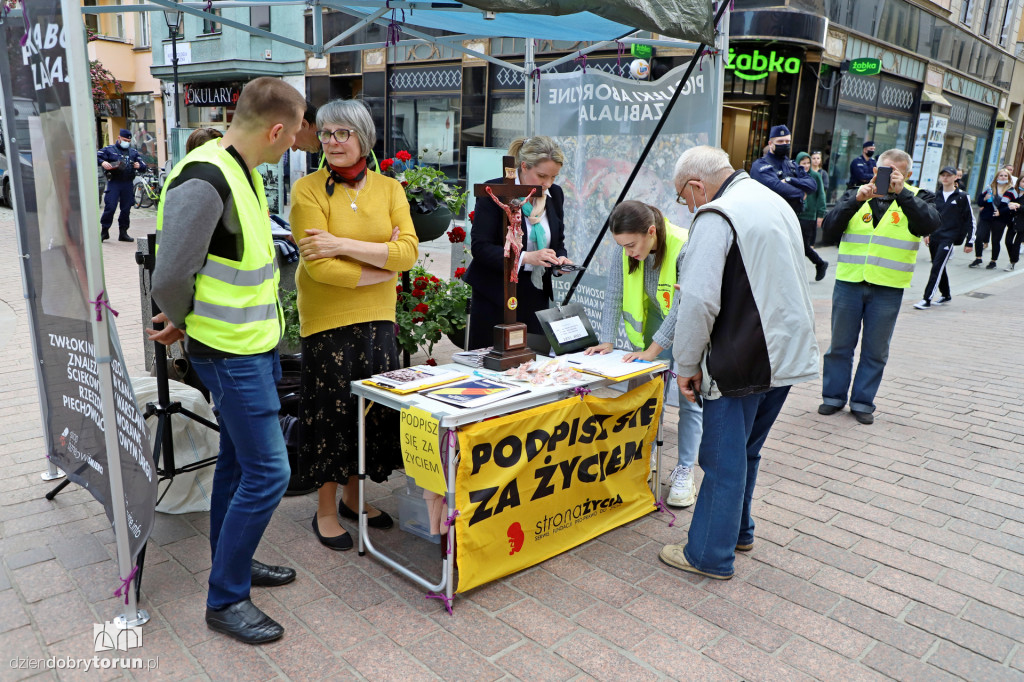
left=660, top=146, right=819, bottom=581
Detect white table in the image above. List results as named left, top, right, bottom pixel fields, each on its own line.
left=352, top=363, right=669, bottom=608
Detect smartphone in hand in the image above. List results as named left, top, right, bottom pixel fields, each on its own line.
left=874, top=166, right=893, bottom=195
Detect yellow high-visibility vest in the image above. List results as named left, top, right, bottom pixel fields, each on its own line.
left=621, top=220, right=688, bottom=348
left=836, top=185, right=922, bottom=289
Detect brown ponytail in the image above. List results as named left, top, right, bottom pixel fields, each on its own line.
left=609, top=200, right=666, bottom=274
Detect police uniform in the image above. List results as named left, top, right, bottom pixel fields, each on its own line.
left=97, top=129, right=146, bottom=241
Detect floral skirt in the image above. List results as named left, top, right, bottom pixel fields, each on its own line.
left=298, top=321, right=403, bottom=486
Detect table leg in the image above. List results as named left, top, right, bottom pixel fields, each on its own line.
left=358, top=395, right=366, bottom=556
left=444, top=426, right=456, bottom=604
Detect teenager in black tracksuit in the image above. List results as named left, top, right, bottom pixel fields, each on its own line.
left=915, top=167, right=975, bottom=309
left=972, top=171, right=1012, bottom=268
left=1003, top=181, right=1024, bottom=271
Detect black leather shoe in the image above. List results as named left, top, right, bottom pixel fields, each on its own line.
left=852, top=410, right=874, bottom=425
left=312, top=515, right=353, bottom=551
left=118, top=232, right=132, bottom=242
left=250, top=559, right=296, bottom=587
left=818, top=403, right=841, bottom=415
left=815, top=260, right=828, bottom=282
left=100, top=229, right=109, bottom=241
left=205, top=599, right=283, bottom=644
left=338, top=497, right=394, bottom=529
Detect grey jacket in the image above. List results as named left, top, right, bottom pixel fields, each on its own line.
left=672, top=171, right=819, bottom=398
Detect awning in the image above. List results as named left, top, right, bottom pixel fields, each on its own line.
left=922, top=90, right=952, bottom=108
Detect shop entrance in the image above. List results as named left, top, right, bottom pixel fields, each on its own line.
left=722, top=103, right=769, bottom=171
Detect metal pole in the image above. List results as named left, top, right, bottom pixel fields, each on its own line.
left=171, top=31, right=180, bottom=128
left=524, top=39, right=535, bottom=137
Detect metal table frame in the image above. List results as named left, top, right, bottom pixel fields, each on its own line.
left=353, top=364, right=668, bottom=606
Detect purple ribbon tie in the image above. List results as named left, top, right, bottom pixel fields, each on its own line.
left=114, top=565, right=139, bottom=605
left=574, top=52, right=587, bottom=73
left=91, top=291, right=119, bottom=322
left=426, top=591, right=454, bottom=615
left=655, top=500, right=677, bottom=528
left=573, top=386, right=592, bottom=399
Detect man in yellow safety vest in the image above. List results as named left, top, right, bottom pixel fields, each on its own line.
left=148, top=77, right=306, bottom=645
left=819, top=149, right=939, bottom=424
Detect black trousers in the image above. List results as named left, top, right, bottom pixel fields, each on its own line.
left=975, top=219, right=1006, bottom=262
left=100, top=180, right=134, bottom=232
left=798, top=219, right=825, bottom=266
left=1006, top=223, right=1022, bottom=264
left=922, top=239, right=955, bottom=302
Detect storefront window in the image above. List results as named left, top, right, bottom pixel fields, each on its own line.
left=829, top=112, right=911, bottom=200
left=126, top=93, right=157, bottom=166
left=390, top=96, right=461, bottom=180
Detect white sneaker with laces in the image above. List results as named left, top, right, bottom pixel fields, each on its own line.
left=935, top=295, right=951, bottom=304
left=1005, top=263, right=1016, bottom=272
left=913, top=299, right=930, bottom=310
left=666, top=465, right=696, bottom=508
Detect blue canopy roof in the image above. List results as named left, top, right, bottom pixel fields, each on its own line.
left=364, top=6, right=633, bottom=41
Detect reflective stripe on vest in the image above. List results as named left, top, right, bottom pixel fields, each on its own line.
left=621, top=220, right=689, bottom=348
left=156, top=139, right=282, bottom=353
left=835, top=184, right=922, bottom=289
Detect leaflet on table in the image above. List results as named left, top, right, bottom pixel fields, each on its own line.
left=364, top=366, right=468, bottom=394
left=423, top=378, right=528, bottom=408
left=452, top=348, right=491, bottom=368
left=560, top=349, right=667, bottom=379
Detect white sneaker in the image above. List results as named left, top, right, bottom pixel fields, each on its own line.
left=913, top=299, right=930, bottom=310
left=1005, top=263, right=1016, bottom=272
left=935, top=296, right=951, bottom=304
left=666, top=465, right=696, bottom=508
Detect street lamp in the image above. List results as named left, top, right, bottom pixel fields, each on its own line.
left=163, top=5, right=183, bottom=129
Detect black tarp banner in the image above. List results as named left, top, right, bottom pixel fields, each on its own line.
left=0, top=1, right=156, bottom=562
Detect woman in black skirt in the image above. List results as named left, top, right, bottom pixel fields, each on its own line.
left=289, top=99, right=419, bottom=550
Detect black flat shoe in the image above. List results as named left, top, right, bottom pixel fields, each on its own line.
left=205, top=599, right=283, bottom=644
left=312, top=515, right=353, bottom=551
left=818, top=403, right=841, bottom=415
left=852, top=410, right=874, bottom=425
left=338, top=497, right=394, bottom=529
left=250, top=559, right=296, bottom=587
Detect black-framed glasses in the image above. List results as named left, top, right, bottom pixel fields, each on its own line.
left=316, top=128, right=353, bottom=144
left=675, top=179, right=695, bottom=205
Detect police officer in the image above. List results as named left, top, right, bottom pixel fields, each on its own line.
left=849, top=140, right=876, bottom=188
left=750, top=124, right=817, bottom=216
left=97, top=128, right=146, bottom=242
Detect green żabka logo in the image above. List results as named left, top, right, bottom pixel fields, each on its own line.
left=724, top=48, right=801, bottom=81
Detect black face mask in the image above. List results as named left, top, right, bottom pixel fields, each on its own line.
left=864, top=149, right=875, bottom=158
left=772, top=144, right=790, bottom=159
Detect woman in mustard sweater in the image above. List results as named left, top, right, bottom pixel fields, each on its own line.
left=290, top=99, right=419, bottom=551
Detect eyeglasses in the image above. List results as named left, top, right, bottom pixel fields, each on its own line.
left=675, top=179, right=696, bottom=205
left=316, top=128, right=354, bottom=144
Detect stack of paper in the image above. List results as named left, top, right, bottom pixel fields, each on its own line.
left=560, top=349, right=667, bottom=380
left=452, top=348, right=491, bottom=368
left=364, top=366, right=467, bottom=394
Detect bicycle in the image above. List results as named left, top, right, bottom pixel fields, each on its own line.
left=133, top=169, right=162, bottom=209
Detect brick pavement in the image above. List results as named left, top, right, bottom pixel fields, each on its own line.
left=1, top=204, right=1024, bottom=680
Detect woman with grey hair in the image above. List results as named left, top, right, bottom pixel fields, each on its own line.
left=289, top=99, right=419, bottom=550
left=463, top=135, right=574, bottom=349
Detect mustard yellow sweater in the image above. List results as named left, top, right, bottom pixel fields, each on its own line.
left=290, top=169, right=418, bottom=337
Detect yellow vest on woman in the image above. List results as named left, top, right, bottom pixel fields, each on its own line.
left=621, top=220, right=688, bottom=348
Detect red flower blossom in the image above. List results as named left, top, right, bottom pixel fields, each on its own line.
left=414, top=276, right=428, bottom=285
left=379, top=158, right=394, bottom=172
left=447, top=226, right=466, bottom=243
left=395, top=284, right=403, bottom=293
left=430, top=276, right=440, bottom=284
left=412, top=288, right=425, bottom=298
left=426, top=358, right=437, bottom=366
left=413, top=316, right=425, bottom=323
left=396, top=150, right=412, bottom=162
left=401, top=180, right=409, bottom=187
left=454, top=267, right=466, bottom=279
left=413, top=303, right=429, bottom=313
left=468, top=210, right=475, bottom=223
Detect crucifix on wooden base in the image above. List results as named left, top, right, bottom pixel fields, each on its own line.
left=474, top=155, right=542, bottom=371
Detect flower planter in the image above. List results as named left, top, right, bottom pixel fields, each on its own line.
left=446, top=326, right=466, bottom=350
left=410, top=205, right=453, bottom=243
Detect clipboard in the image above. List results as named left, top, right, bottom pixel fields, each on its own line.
left=535, top=303, right=599, bottom=355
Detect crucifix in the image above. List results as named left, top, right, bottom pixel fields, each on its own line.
left=475, top=155, right=541, bottom=371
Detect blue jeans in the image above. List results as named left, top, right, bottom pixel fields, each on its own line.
left=821, top=280, right=904, bottom=414
left=684, top=386, right=790, bottom=577
left=190, top=351, right=290, bottom=609
left=675, top=385, right=702, bottom=470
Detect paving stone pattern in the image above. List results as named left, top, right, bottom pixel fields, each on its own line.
left=1, top=207, right=1023, bottom=680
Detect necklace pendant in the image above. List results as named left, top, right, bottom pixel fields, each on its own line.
left=350, top=202, right=358, bottom=212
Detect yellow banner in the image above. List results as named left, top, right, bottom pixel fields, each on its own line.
left=400, top=406, right=447, bottom=495
left=455, top=378, right=663, bottom=592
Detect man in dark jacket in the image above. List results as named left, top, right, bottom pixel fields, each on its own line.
left=914, top=166, right=975, bottom=309
left=97, top=128, right=146, bottom=242
left=849, top=140, right=877, bottom=188
left=750, top=124, right=816, bottom=216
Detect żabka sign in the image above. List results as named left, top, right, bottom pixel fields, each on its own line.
left=724, top=47, right=800, bottom=81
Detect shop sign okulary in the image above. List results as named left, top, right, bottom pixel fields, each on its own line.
left=454, top=379, right=662, bottom=591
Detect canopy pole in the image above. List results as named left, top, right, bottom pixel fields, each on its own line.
left=562, top=0, right=731, bottom=306
left=312, top=0, right=324, bottom=57
left=524, top=39, right=536, bottom=137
